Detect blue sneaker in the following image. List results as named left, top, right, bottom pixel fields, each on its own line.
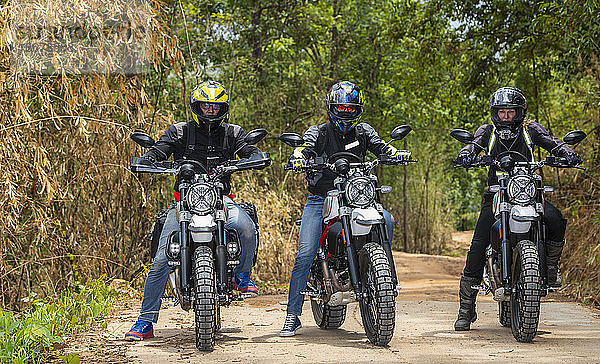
left=279, top=313, right=301, bottom=337
left=125, top=320, right=154, bottom=341
left=234, top=272, right=259, bottom=295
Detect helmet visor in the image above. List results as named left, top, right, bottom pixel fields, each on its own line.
left=191, top=101, right=229, bottom=120
left=329, top=103, right=363, bottom=120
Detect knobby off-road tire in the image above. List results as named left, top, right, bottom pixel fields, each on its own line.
left=193, top=246, right=218, bottom=351
left=499, top=301, right=511, bottom=327
left=309, top=270, right=347, bottom=329
left=358, top=242, right=395, bottom=346
left=510, top=240, right=541, bottom=343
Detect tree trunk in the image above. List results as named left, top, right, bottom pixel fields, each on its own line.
left=403, top=139, right=408, bottom=252
left=329, top=0, right=341, bottom=81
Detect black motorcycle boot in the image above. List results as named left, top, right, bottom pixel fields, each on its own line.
left=454, top=276, right=479, bottom=331
left=546, top=240, right=565, bottom=288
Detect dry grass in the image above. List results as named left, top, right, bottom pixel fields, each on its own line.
left=0, top=0, right=180, bottom=310
left=232, top=173, right=305, bottom=284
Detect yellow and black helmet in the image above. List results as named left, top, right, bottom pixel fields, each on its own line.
left=190, top=81, right=230, bottom=132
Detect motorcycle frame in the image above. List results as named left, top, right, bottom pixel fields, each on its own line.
left=490, top=170, right=550, bottom=297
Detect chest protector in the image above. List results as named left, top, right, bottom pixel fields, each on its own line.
left=182, top=122, right=242, bottom=170
left=488, top=126, right=534, bottom=177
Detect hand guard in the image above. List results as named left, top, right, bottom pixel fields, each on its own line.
left=139, top=156, right=156, bottom=165
left=454, top=151, right=474, bottom=167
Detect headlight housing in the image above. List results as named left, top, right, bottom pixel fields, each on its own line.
left=507, top=175, right=536, bottom=204
left=186, top=182, right=218, bottom=214
left=345, top=176, right=376, bottom=208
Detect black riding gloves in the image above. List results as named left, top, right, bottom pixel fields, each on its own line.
left=563, top=152, right=582, bottom=166
left=455, top=151, right=474, bottom=167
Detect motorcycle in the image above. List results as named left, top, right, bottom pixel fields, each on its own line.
left=130, top=129, right=271, bottom=351
left=450, top=128, right=586, bottom=342
left=279, top=125, right=417, bottom=346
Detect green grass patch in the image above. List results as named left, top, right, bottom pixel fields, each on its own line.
left=0, top=279, right=116, bottom=363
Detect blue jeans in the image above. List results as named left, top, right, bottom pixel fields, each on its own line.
left=138, top=196, right=257, bottom=322
left=286, top=193, right=395, bottom=316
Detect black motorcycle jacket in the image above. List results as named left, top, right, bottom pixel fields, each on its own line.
left=296, top=122, right=391, bottom=197
left=460, top=122, right=578, bottom=187
left=142, top=121, right=261, bottom=194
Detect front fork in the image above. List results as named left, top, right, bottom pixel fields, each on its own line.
left=378, top=221, right=398, bottom=287
left=340, top=211, right=362, bottom=300
left=178, top=186, right=192, bottom=306
left=536, top=219, right=549, bottom=294
left=215, top=189, right=227, bottom=295
left=499, top=180, right=511, bottom=291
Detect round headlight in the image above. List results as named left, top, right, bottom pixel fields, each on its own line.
left=186, top=182, right=217, bottom=214
left=345, top=176, right=376, bottom=208
left=507, top=175, right=536, bottom=204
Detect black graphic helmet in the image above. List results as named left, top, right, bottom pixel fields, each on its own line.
left=490, top=87, right=527, bottom=139
left=326, top=81, right=364, bottom=134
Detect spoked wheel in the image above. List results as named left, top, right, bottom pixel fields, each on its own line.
left=499, top=301, right=511, bottom=327
left=358, top=242, right=395, bottom=346
left=308, top=268, right=347, bottom=329
left=193, top=246, right=218, bottom=351
left=510, top=240, right=541, bottom=342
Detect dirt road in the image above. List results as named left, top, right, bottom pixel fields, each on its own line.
left=75, top=242, right=600, bottom=363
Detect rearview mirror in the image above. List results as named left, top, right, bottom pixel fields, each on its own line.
left=130, top=131, right=155, bottom=148
left=563, top=130, right=586, bottom=145
left=279, top=133, right=305, bottom=148
left=244, top=129, right=268, bottom=145
left=390, top=125, right=412, bottom=141
left=450, top=129, right=475, bottom=144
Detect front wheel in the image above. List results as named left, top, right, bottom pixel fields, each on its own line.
left=510, top=240, right=541, bottom=342
left=193, top=246, right=218, bottom=351
left=358, top=242, right=395, bottom=346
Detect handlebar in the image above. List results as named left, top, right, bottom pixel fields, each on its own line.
left=284, top=155, right=418, bottom=172
left=130, top=152, right=271, bottom=177
left=453, top=155, right=585, bottom=171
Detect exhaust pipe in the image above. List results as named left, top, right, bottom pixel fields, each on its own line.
left=329, top=268, right=351, bottom=292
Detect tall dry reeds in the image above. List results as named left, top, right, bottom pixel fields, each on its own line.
left=0, top=0, right=180, bottom=310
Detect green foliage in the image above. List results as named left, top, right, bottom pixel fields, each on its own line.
left=0, top=279, right=116, bottom=363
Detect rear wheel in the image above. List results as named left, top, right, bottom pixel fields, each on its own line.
left=308, top=263, right=347, bottom=329
left=510, top=240, right=541, bottom=342
left=499, top=301, right=511, bottom=327
left=193, top=246, right=218, bottom=351
left=358, top=242, right=395, bottom=346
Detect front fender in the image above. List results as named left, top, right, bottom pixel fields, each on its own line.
left=509, top=205, right=538, bottom=233
left=351, top=207, right=384, bottom=236
left=189, top=214, right=217, bottom=242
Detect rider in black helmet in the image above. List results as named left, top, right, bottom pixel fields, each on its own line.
left=453, top=87, right=582, bottom=331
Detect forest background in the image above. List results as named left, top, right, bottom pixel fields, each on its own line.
left=1, top=0, right=599, bottom=311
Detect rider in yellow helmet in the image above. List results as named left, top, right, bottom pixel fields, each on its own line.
left=125, top=81, right=265, bottom=341
left=190, top=81, right=230, bottom=133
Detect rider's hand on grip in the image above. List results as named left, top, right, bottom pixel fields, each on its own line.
left=564, top=152, right=582, bottom=166
left=454, top=151, right=474, bottom=167
left=289, top=158, right=307, bottom=172
left=394, top=150, right=412, bottom=163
